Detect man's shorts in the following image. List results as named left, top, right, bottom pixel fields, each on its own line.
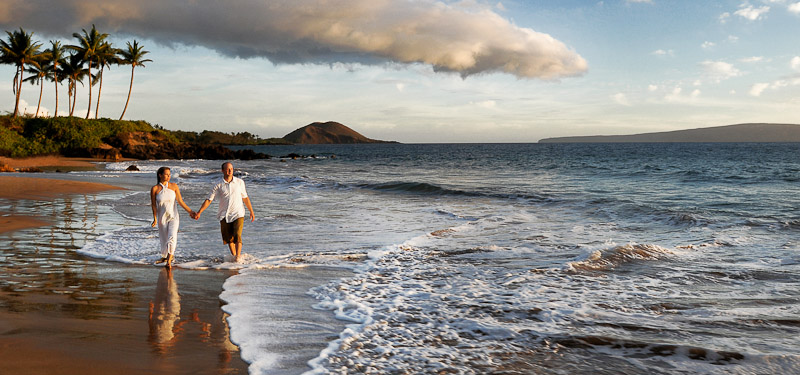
left=220, top=218, right=244, bottom=244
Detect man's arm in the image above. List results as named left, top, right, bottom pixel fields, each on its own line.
left=243, top=197, right=255, bottom=222
left=194, top=199, right=212, bottom=220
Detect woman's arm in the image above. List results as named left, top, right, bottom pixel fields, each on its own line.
left=150, top=185, right=159, bottom=227
left=172, top=184, right=195, bottom=216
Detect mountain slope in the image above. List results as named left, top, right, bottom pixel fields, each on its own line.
left=282, top=122, right=395, bottom=144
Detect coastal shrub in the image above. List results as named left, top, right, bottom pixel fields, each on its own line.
left=0, top=126, right=25, bottom=156
left=0, top=115, right=165, bottom=157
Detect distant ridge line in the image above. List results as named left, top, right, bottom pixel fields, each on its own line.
left=538, top=123, right=800, bottom=143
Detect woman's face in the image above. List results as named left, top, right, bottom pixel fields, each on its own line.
left=159, top=169, right=171, bottom=183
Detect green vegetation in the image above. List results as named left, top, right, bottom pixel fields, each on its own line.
left=0, top=115, right=161, bottom=157
left=0, top=115, right=290, bottom=157
left=170, top=129, right=290, bottom=145
left=0, top=26, right=150, bottom=119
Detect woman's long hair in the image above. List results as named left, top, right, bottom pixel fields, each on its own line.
left=157, top=167, right=170, bottom=184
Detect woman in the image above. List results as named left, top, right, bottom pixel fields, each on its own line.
left=150, top=167, right=195, bottom=267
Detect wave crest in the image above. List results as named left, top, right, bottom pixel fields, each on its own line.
left=566, top=244, right=673, bottom=272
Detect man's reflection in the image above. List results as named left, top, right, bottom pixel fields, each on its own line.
left=149, top=267, right=180, bottom=353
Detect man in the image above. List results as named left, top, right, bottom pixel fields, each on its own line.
left=194, top=162, right=255, bottom=262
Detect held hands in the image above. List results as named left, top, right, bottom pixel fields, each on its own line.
left=190, top=211, right=200, bottom=220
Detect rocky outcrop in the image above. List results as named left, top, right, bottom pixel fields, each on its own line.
left=283, top=122, right=396, bottom=144
left=103, top=131, right=271, bottom=160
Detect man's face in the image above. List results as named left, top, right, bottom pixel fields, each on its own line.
left=222, top=163, right=234, bottom=180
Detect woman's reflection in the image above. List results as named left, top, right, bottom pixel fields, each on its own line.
left=148, top=267, right=181, bottom=353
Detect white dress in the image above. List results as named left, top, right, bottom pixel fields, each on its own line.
left=156, top=182, right=179, bottom=258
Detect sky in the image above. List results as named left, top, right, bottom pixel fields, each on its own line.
left=0, top=0, right=799, bottom=143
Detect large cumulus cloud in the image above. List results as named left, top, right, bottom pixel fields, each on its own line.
left=0, top=0, right=587, bottom=79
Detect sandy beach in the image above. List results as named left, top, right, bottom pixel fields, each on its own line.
left=0, top=167, right=249, bottom=374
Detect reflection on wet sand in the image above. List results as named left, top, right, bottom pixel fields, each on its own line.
left=149, top=267, right=181, bottom=352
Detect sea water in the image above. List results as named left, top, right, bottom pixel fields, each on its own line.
left=76, top=143, right=800, bottom=374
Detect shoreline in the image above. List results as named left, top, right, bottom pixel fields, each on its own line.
left=0, top=173, right=250, bottom=374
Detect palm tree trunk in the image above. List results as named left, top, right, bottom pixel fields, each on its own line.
left=120, top=65, right=135, bottom=120
left=13, top=65, right=23, bottom=117
left=67, top=80, right=73, bottom=117
left=85, top=59, right=93, bottom=119
left=95, top=65, right=104, bottom=119
left=70, top=80, right=77, bottom=117
left=53, top=70, right=59, bottom=117
left=35, top=77, right=43, bottom=117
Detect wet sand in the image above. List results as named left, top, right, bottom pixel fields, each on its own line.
left=0, top=176, right=126, bottom=234
left=0, top=175, right=249, bottom=374
left=0, top=155, right=131, bottom=171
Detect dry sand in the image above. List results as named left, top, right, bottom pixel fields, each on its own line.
left=0, top=174, right=249, bottom=374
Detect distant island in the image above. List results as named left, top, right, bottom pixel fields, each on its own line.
left=283, top=121, right=396, bottom=144
left=539, top=123, right=800, bottom=143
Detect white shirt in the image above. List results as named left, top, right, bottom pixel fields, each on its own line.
left=207, top=176, right=249, bottom=223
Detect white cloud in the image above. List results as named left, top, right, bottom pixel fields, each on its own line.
left=665, top=87, right=682, bottom=102
left=647, top=84, right=658, bottom=91
left=791, top=56, right=800, bottom=71
left=652, top=49, right=674, bottom=57
left=612, top=93, right=631, bottom=106
left=471, top=100, right=497, bottom=109
left=664, top=87, right=701, bottom=103
left=700, top=60, right=742, bottom=82
left=749, top=82, right=770, bottom=96
left=748, top=78, right=800, bottom=97
left=719, top=12, right=731, bottom=23
left=727, top=35, right=739, bottom=43
left=734, top=5, right=770, bottom=20
left=789, top=2, right=800, bottom=13
left=0, top=0, right=588, bottom=80
left=740, top=56, right=765, bottom=63
left=13, top=99, right=50, bottom=117
left=701, top=41, right=716, bottom=49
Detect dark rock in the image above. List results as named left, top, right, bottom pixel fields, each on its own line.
left=89, top=144, right=122, bottom=161
left=126, top=165, right=140, bottom=171
left=106, top=131, right=270, bottom=160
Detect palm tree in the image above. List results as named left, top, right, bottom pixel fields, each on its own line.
left=93, top=41, right=117, bottom=118
left=118, top=40, right=151, bottom=120
left=67, top=25, right=108, bottom=119
left=22, top=55, right=50, bottom=117
left=59, top=53, right=89, bottom=117
left=45, top=41, right=65, bottom=117
left=0, top=28, right=43, bottom=117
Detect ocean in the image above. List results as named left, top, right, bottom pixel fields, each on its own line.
left=75, top=143, right=800, bottom=374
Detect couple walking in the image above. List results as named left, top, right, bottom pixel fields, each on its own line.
left=150, top=162, right=255, bottom=267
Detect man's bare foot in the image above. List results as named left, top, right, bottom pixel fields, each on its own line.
left=155, top=257, right=168, bottom=264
